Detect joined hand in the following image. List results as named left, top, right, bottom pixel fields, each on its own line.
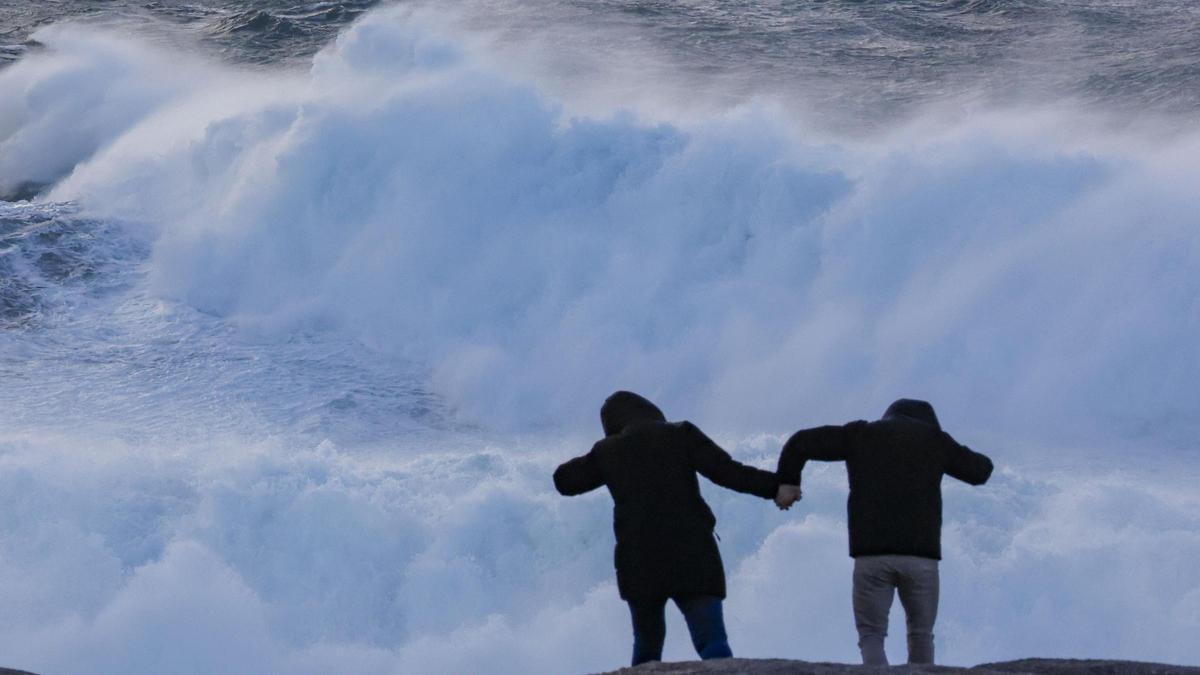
left=775, top=484, right=801, bottom=510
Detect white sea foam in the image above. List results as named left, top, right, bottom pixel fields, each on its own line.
left=1, top=430, right=1198, bottom=675
left=1, top=5, right=1198, bottom=674
left=3, top=9, right=1192, bottom=443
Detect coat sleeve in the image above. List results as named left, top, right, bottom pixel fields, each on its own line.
left=942, top=433, right=994, bottom=486
left=682, top=422, right=780, bottom=500
left=553, top=446, right=605, bottom=496
left=776, top=422, right=866, bottom=485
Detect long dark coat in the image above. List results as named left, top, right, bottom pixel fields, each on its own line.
left=553, top=391, right=780, bottom=600
left=777, top=398, right=994, bottom=560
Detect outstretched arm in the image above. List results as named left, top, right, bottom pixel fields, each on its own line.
left=942, top=433, right=993, bottom=485
left=682, top=422, right=780, bottom=500
left=553, top=447, right=604, bottom=496
left=776, top=422, right=865, bottom=486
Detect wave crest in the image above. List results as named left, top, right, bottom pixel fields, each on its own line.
left=1, top=8, right=1197, bottom=444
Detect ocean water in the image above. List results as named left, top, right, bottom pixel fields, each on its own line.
left=1, top=2, right=1198, bottom=674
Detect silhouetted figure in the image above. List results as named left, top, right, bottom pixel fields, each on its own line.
left=554, top=391, right=789, bottom=667
left=776, top=398, right=993, bottom=666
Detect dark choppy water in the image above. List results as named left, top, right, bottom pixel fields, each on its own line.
left=0, top=0, right=379, bottom=66
left=461, top=0, right=1200, bottom=121
left=4, top=0, right=1199, bottom=120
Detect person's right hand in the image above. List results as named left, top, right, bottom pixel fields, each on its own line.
left=775, top=484, right=801, bottom=510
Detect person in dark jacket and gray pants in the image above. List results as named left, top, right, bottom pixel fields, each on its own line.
left=554, top=391, right=793, bottom=667
left=776, top=398, right=993, bottom=666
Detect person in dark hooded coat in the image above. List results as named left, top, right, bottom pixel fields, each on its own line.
left=775, top=398, right=994, bottom=666
left=554, top=391, right=791, bottom=666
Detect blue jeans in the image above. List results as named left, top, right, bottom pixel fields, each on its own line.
left=627, top=595, right=733, bottom=666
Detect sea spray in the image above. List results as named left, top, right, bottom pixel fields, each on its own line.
left=3, top=8, right=1192, bottom=443
left=0, top=5, right=1199, bottom=675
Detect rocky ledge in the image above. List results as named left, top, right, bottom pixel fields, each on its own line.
left=601, top=659, right=1200, bottom=675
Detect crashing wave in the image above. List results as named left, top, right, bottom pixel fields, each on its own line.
left=0, top=6, right=1198, bottom=675
left=0, top=7, right=1196, bottom=442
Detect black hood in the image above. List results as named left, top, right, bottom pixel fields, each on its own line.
left=600, top=391, right=666, bottom=436
left=882, top=398, right=941, bottom=430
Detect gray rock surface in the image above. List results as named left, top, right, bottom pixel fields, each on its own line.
left=979, top=661, right=1200, bottom=675
left=599, top=659, right=1200, bottom=675
left=0, top=668, right=38, bottom=675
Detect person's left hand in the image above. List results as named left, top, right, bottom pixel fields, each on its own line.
left=775, top=484, right=801, bottom=510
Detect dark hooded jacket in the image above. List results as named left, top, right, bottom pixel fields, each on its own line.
left=554, top=391, right=780, bottom=600
left=777, top=399, right=993, bottom=560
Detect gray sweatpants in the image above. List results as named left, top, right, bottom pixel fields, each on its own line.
left=852, top=555, right=939, bottom=666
